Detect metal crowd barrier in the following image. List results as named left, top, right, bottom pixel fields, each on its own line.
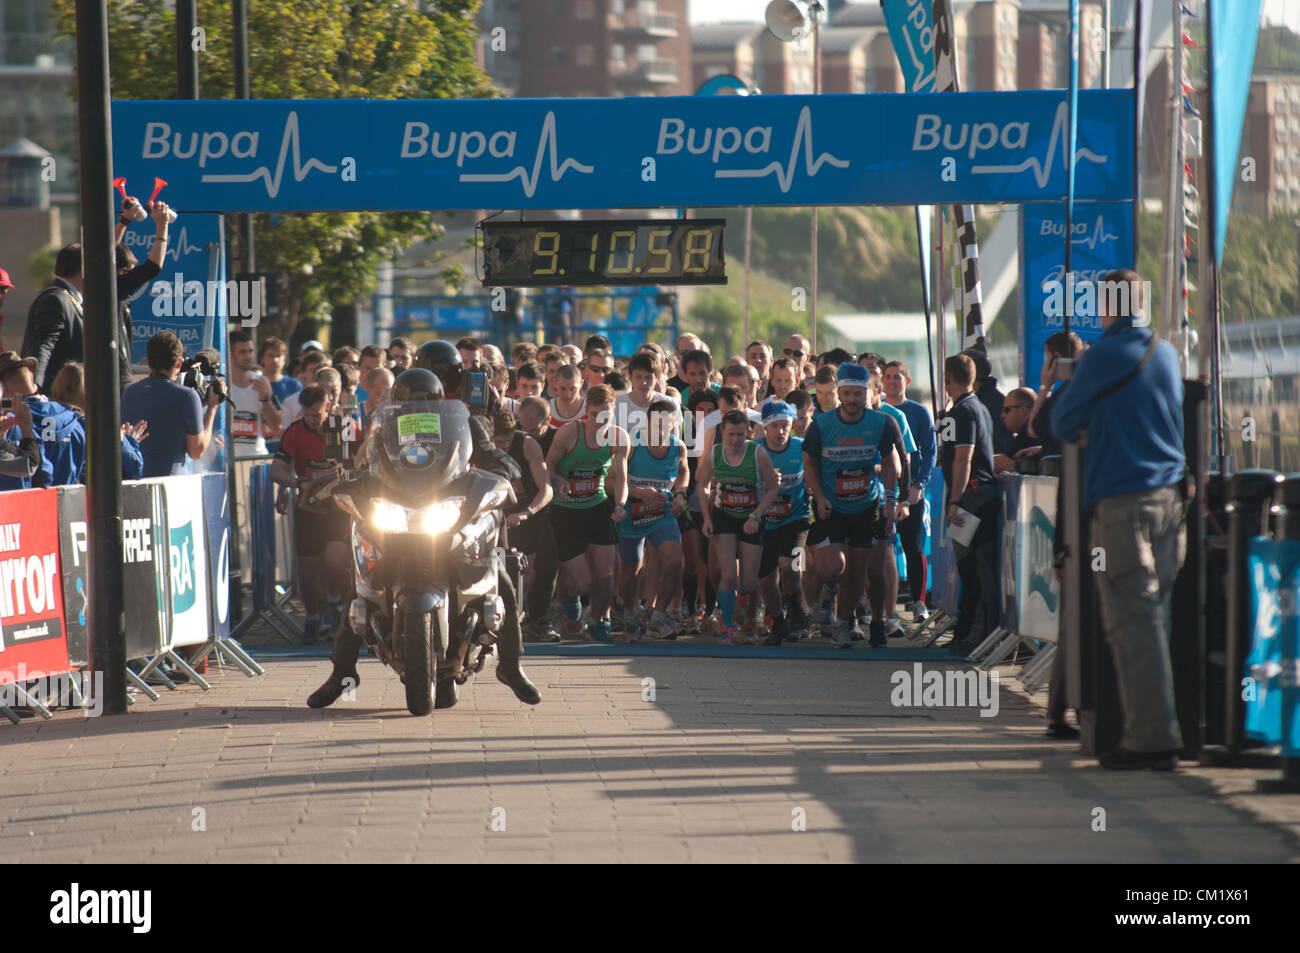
left=228, top=454, right=302, bottom=644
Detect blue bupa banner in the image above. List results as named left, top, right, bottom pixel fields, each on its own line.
left=1245, top=538, right=1300, bottom=757
left=1209, top=0, right=1262, bottom=264
left=111, top=91, right=1134, bottom=212
left=880, top=0, right=937, bottom=92
left=1019, top=200, right=1133, bottom=388
left=120, top=213, right=224, bottom=365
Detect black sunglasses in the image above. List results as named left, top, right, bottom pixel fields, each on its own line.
left=783, top=348, right=805, bottom=359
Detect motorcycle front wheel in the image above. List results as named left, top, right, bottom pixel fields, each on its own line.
left=401, top=610, right=434, bottom=716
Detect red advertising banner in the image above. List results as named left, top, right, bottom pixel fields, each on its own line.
left=0, top=489, right=71, bottom=683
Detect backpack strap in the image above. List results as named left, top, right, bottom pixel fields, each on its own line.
left=1094, top=327, right=1160, bottom=401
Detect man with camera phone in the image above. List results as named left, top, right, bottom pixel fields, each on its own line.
left=122, top=330, right=224, bottom=478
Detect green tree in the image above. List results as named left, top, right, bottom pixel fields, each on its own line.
left=52, top=0, right=493, bottom=342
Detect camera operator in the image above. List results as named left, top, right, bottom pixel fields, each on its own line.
left=122, top=331, right=223, bottom=478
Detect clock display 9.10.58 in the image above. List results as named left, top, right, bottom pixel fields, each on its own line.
left=480, top=219, right=727, bottom=287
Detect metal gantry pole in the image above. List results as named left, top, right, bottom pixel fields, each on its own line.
left=810, top=4, right=821, bottom=354
left=75, top=0, right=127, bottom=715
left=233, top=0, right=254, bottom=273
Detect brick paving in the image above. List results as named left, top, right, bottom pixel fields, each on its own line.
left=0, top=649, right=1297, bottom=863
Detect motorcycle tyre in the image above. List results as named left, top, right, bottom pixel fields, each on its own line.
left=403, top=610, right=434, bottom=716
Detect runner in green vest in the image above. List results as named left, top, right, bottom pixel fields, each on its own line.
left=544, top=384, right=629, bottom=643
left=697, top=410, right=780, bottom=645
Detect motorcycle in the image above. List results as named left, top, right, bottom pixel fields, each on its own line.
left=311, top=399, right=525, bottom=716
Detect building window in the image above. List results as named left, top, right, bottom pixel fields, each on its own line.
left=612, top=0, right=625, bottom=14
left=550, top=45, right=565, bottom=63
left=637, top=43, right=656, bottom=63
left=611, top=43, right=625, bottom=65
left=575, top=0, right=594, bottom=18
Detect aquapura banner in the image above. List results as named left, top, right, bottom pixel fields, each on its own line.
left=111, top=90, right=1134, bottom=213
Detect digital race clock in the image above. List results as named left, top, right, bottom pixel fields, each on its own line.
left=479, top=219, right=727, bottom=287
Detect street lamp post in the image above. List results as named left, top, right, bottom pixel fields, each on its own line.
left=766, top=0, right=824, bottom=353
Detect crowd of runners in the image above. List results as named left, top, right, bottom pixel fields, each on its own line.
left=261, top=329, right=943, bottom=649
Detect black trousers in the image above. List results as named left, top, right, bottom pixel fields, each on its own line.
left=954, top=497, right=1002, bottom=643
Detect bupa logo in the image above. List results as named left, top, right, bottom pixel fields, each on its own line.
left=1038, top=213, right=1120, bottom=250
left=657, top=106, right=849, bottom=193
left=170, top=521, right=197, bottom=614
left=913, top=102, right=1108, bottom=187
left=139, top=111, right=339, bottom=199
left=400, top=111, right=594, bottom=198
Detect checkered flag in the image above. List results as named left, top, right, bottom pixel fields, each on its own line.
left=932, top=0, right=985, bottom=349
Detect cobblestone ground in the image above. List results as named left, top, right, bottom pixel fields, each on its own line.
left=1, top=650, right=1297, bottom=864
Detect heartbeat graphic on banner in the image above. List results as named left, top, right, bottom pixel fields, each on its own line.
left=201, top=112, right=337, bottom=198
left=459, top=112, right=593, bottom=198
left=972, top=103, right=1109, bottom=187
left=715, top=107, right=850, bottom=193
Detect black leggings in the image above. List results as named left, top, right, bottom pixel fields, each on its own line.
left=898, top=502, right=928, bottom=604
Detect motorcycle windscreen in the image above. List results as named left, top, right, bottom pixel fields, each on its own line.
left=374, top=400, right=473, bottom=495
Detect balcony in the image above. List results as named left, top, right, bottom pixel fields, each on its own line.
left=611, top=59, right=679, bottom=85
left=611, top=12, right=679, bottom=38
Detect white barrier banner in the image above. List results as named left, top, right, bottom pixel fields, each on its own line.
left=151, top=476, right=211, bottom=647
left=1017, top=476, right=1060, bottom=642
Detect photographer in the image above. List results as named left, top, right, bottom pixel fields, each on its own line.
left=0, top=351, right=84, bottom=489
left=122, top=331, right=223, bottom=478
left=0, top=376, right=43, bottom=488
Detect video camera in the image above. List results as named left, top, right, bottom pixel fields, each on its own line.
left=323, top=392, right=359, bottom=466
left=179, top=349, right=228, bottom=405
left=459, top=361, right=493, bottom=415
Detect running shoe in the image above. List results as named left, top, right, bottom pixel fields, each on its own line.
left=868, top=620, right=887, bottom=648
left=587, top=619, right=614, bottom=643
left=908, top=601, right=930, bottom=622
left=831, top=618, right=854, bottom=649
left=717, top=626, right=736, bottom=646
left=647, top=610, right=678, bottom=641
left=855, top=602, right=872, bottom=628
left=763, top=617, right=790, bottom=647
left=884, top=615, right=905, bottom=638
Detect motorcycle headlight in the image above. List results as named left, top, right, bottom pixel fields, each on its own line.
left=371, top=500, right=414, bottom=533
left=418, top=497, right=465, bottom=535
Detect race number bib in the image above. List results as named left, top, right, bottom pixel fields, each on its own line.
left=765, top=498, right=792, bottom=523
left=630, top=498, right=667, bottom=525
left=719, top=482, right=757, bottom=512
left=232, top=410, right=260, bottom=442
left=567, top=468, right=599, bottom=501
left=835, top=468, right=870, bottom=503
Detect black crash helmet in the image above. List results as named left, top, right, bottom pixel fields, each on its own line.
left=389, top=368, right=444, bottom=403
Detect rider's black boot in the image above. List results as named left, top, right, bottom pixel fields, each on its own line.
left=307, top=624, right=362, bottom=709
left=496, top=660, right=541, bottom=705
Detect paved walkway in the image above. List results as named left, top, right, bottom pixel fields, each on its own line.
left=1, top=650, right=1297, bottom=863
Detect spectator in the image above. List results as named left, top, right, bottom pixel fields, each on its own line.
left=111, top=199, right=173, bottom=392
left=331, top=346, right=359, bottom=369
left=679, top=349, right=717, bottom=401
left=938, top=353, right=1001, bottom=657
left=388, top=335, right=416, bottom=372
left=0, top=351, right=86, bottom=488
left=542, top=350, right=568, bottom=398
left=228, top=329, right=282, bottom=458
left=1028, top=330, right=1084, bottom=456
left=961, top=345, right=1013, bottom=456
left=0, top=397, right=41, bottom=482
left=1050, top=268, right=1188, bottom=771
left=669, top=333, right=705, bottom=392
left=21, top=243, right=85, bottom=394
left=355, top=345, right=386, bottom=404
left=746, top=340, right=773, bottom=395
left=49, top=361, right=145, bottom=479
left=585, top=334, right=612, bottom=356
left=0, top=268, right=13, bottom=351
left=481, top=344, right=505, bottom=367
left=993, top=386, right=1041, bottom=472
left=817, top=347, right=854, bottom=371
left=121, top=331, right=222, bottom=478
left=560, top=344, right=583, bottom=365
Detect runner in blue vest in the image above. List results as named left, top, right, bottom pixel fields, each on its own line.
left=616, top=398, right=688, bottom=640
left=755, top=399, right=812, bottom=646
left=802, top=363, right=902, bottom=648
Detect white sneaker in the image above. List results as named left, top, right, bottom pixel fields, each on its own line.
left=648, top=610, right=677, bottom=640
left=884, top=615, right=904, bottom=637
left=908, top=602, right=930, bottom=622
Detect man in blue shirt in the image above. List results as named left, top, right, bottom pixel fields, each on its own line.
left=1051, top=269, right=1187, bottom=771
left=122, top=331, right=223, bottom=478
left=884, top=359, right=937, bottom=622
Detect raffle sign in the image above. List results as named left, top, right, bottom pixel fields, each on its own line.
left=0, top=489, right=70, bottom=682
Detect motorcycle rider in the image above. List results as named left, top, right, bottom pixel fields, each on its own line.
left=306, top=362, right=541, bottom=710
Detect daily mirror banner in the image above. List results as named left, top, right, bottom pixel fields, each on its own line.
left=1019, top=200, right=1134, bottom=388
left=0, top=489, right=70, bottom=684
left=111, top=90, right=1134, bottom=212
